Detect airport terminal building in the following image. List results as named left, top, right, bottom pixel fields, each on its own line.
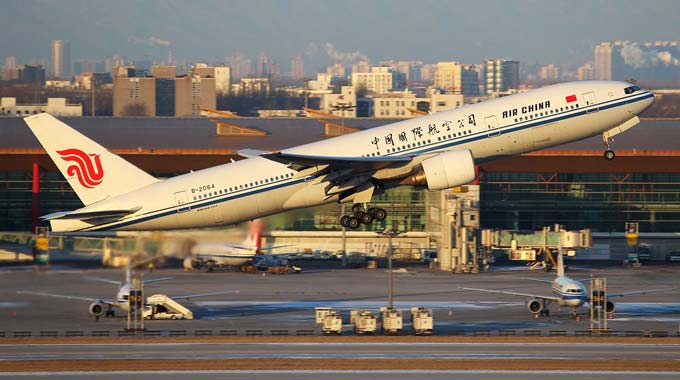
left=1, top=116, right=679, bottom=239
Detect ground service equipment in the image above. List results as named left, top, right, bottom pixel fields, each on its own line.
left=350, top=309, right=377, bottom=335
left=411, top=307, right=434, bottom=335
left=142, top=294, right=194, bottom=320
left=380, top=307, right=403, bottom=335
left=321, top=310, right=343, bottom=335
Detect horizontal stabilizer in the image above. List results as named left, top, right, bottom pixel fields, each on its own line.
left=42, top=207, right=141, bottom=221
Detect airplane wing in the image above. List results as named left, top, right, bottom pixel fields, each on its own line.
left=606, top=287, right=676, bottom=298
left=16, top=290, right=116, bottom=305
left=143, top=277, right=174, bottom=285
left=516, top=277, right=555, bottom=284
left=170, top=290, right=240, bottom=301
left=84, top=277, right=122, bottom=285
left=460, top=287, right=562, bottom=302
left=262, top=152, right=413, bottom=171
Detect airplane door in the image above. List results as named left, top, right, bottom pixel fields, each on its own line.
left=583, top=92, right=598, bottom=113
left=485, top=115, right=500, bottom=137
left=173, top=191, right=191, bottom=213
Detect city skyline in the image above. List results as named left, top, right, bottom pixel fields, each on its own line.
left=1, top=0, right=679, bottom=72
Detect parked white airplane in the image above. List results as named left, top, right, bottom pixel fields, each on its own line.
left=17, top=265, right=238, bottom=318
left=462, top=251, right=675, bottom=318
left=183, top=219, right=264, bottom=270
left=25, top=81, right=654, bottom=232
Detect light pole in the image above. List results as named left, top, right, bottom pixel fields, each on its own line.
left=380, top=229, right=400, bottom=309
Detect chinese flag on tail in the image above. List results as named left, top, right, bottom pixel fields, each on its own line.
left=565, top=94, right=577, bottom=103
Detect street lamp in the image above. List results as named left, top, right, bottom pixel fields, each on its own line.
left=379, top=229, right=401, bottom=309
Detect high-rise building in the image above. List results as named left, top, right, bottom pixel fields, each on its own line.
left=351, top=61, right=371, bottom=74
left=291, top=55, right=304, bottom=80
left=351, top=66, right=392, bottom=94
left=113, top=67, right=156, bottom=117
left=1, top=56, right=18, bottom=81
left=175, top=76, right=216, bottom=117
left=50, top=40, right=71, bottom=79
left=192, top=64, right=230, bottom=94
left=434, top=62, right=479, bottom=96
left=577, top=63, right=595, bottom=81
left=538, top=64, right=560, bottom=81
left=484, top=59, right=519, bottom=94
left=594, top=43, right=613, bottom=80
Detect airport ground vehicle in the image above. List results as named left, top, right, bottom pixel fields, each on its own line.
left=667, top=250, right=680, bottom=262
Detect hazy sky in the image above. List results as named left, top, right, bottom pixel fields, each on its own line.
left=1, top=0, right=679, bottom=70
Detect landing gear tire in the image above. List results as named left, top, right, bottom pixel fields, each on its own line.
left=373, top=208, right=387, bottom=221
left=340, top=215, right=351, bottom=228
left=359, top=212, right=374, bottom=224
left=347, top=216, right=360, bottom=229
left=604, top=150, right=615, bottom=160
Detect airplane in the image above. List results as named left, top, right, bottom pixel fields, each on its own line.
left=24, top=81, right=654, bottom=232
left=462, top=250, right=675, bottom=319
left=17, top=264, right=238, bottom=319
left=183, top=219, right=264, bottom=270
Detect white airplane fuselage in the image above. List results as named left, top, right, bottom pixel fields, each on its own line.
left=551, top=276, right=588, bottom=308
left=45, top=81, right=654, bottom=232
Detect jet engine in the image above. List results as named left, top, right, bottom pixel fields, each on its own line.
left=89, top=301, right=105, bottom=316
left=605, top=300, right=616, bottom=314
left=527, top=298, right=543, bottom=314
left=403, top=150, right=476, bottom=191
left=183, top=257, right=201, bottom=270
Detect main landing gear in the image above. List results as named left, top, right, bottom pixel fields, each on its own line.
left=340, top=204, right=387, bottom=229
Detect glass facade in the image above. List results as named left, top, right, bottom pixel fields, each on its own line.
left=481, top=172, right=680, bottom=233
left=2, top=169, right=680, bottom=234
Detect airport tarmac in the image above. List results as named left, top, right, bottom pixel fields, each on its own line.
left=1, top=259, right=679, bottom=335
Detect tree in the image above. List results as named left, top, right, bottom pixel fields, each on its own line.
left=120, top=102, right=148, bottom=117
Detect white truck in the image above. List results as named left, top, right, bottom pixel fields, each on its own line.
left=350, top=309, right=377, bottom=335
left=411, top=307, right=434, bottom=335
left=321, top=310, right=343, bottom=335
left=380, top=307, right=403, bottom=335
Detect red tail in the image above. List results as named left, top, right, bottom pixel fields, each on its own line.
left=245, top=219, right=263, bottom=250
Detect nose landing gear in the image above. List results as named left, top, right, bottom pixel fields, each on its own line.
left=603, top=135, right=615, bottom=161
left=340, top=204, right=387, bottom=229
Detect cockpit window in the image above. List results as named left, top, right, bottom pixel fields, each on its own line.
left=624, top=85, right=641, bottom=94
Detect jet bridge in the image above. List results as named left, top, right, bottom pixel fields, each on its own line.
left=143, top=294, right=194, bottom=320
left=481, top=225, right=591, bottom=269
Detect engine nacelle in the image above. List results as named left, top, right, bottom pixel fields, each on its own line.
left=408, top=150, right=476, bottom=191
left=183, top=257, right=201, bottom=270
left=527, top=298, right=543, bottom=314
left=89, top=301, right=105, bottom=316
left=605, top=300, right=616, bottom=314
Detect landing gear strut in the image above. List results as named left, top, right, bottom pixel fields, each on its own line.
left=340, top=204, right=387, bottom=229
left=603, top=135, right=615, bottom=161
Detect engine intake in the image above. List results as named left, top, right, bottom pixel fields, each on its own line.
left=527, top=299, right=543, bottom=314
left=89, top=301, right=105, bottom=316
left=404, top=150, right=476, bottom=190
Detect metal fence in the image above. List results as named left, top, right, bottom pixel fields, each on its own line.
left=1, top=329, right=677, bottom=339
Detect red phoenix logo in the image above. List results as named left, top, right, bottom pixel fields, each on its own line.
left=57, top=149, right=104, bottom=188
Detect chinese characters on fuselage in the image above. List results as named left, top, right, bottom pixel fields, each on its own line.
left=370, top=114, right=476, bottom=151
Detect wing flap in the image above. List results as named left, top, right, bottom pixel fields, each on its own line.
left=263, top=152, right=412, bottom=171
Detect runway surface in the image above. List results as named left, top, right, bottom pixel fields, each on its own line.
left=2, top=341, right=680, bottom=361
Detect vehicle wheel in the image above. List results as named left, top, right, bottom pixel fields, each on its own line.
left=348, top=217, right=360, bottom=229
left=340, top=215, right=350, bottom=227
left=360, top=212, right=374, bottom=224
left=604, top=150, right=615, bottom=160
left=374, top=208, right=387, bottom=220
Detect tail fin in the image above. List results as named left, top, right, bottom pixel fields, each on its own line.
left=556, top=241, right=565, bottom=278
left=24, top=113, right=158, bottom=206
left=243, top=219, right=263, bottom=250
